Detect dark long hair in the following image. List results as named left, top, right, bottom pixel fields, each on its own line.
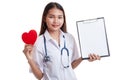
left=39, top=2, right=67, bottom=35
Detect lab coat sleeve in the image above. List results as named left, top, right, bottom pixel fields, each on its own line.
left=71, top=35, right=80, bottom=62
left=32, top=45, right=44, bottom=73
left=29, top=39, right=44, bottom=73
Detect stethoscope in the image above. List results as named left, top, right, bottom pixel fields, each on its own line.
left=43, top=35, right=69, bottom=68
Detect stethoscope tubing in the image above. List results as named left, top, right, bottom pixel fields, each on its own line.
left=43, top=34, right=69, bottom=68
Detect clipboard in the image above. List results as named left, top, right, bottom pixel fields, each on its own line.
left=76, top=17, right=110, bottom=60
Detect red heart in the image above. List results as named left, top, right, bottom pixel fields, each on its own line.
left=21, top=29, right=37, bottom=45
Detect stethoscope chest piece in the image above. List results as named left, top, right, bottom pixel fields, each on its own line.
left=43, top=35, right=69, bottom=68
left=44, top=56, right=50, bottom=62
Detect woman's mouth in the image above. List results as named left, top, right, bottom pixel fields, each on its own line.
left=52, top=24, right=60, bottom=27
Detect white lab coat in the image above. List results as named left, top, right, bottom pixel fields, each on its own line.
left=33, top=30, right=79, bottom=80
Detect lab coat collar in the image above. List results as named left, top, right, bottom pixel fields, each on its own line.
left=44, top=29, right=65, bottom=41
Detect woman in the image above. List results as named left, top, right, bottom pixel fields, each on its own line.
left=23, top=2, right=100, bottom=80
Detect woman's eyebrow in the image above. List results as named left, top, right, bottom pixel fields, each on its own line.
left=48, top=14, right=63, bottom=16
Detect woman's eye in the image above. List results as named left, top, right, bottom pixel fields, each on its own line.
left=58, top=17, right=62, bottom=19
left=49, top=16, right=54, bottom=18
left=48, top=16, right=63, bottom=19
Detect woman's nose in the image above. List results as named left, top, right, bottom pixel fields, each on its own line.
left=53, top=18, right=59, bottom=23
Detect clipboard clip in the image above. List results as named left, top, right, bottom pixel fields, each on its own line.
left=82, top=17, right=104, bottom=24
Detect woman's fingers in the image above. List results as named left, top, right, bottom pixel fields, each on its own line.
left=23, top=44, right=33, bottom=51
left=23, top=44, right=33, bottom=55
left=88, top=54, right=101, bottom=62
left=23, top=44, right=33, bottom=60
left=96, top=55, right=101, bottom=60
left=88, top=54, right=94, bottom=62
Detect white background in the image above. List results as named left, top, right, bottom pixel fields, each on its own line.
left=0, top=0, right=120, bottom=80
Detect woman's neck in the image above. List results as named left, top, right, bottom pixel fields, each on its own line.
left=48, top=29, right=60, bottom=44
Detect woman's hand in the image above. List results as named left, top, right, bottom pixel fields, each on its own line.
left=23, top=44, right=33, bottom=60
left=88, top=54, right=101, bottom=62
left=23, top=44, right=43, bottom=79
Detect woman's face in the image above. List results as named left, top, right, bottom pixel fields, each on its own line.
left=45, top=8, right=64, bottom=32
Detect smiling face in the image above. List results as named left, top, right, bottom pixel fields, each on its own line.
left=39, top=2, right=67, bottom=35
left=45, top=8, right=64, bottom=33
